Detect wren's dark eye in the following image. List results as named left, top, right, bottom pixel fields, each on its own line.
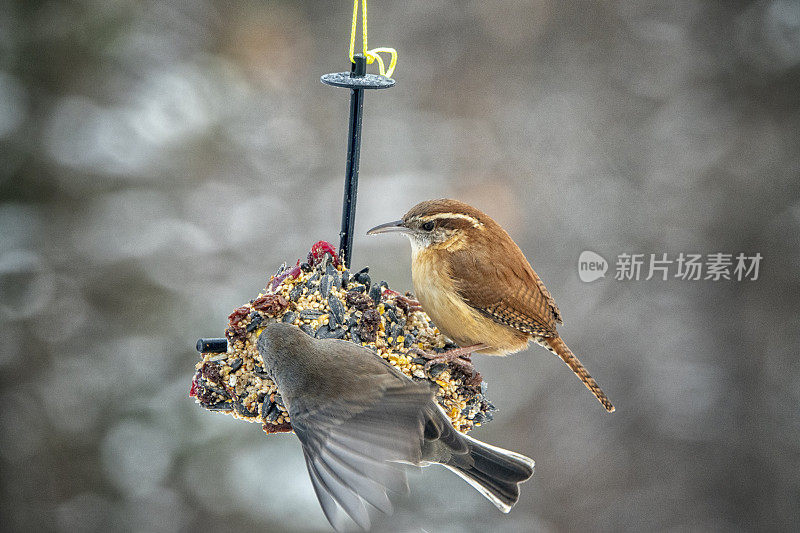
left=421, top=221, right=435, bottom=231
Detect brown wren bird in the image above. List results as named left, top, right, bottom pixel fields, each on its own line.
left=367, top=198, right=614, bottom=412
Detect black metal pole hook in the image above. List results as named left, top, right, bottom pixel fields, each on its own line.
left=321, top=54, right=395, bottom=268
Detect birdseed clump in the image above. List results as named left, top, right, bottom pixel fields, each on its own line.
left=190, top=241, right=495, bottom=434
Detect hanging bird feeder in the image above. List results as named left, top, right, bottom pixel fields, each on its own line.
left=191, top=1, right=495, bottom=435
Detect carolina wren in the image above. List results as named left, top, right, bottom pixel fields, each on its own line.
left=367, top=198, right=614, bottom=412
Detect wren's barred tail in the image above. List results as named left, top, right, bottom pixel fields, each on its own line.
left=543, top=336, right=615, bottom=413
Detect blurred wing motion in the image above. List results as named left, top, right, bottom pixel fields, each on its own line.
left=289, top=379, right=433, bottom=531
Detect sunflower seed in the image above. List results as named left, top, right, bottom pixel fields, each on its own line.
left=369, top=284, right=381, bottom=305
left=328, top=295, right=345, bottom=326
left=246, top=313, right=263, bottom=332
left=229, top=358, right=243, bottom=372
left=383, top=307, right=397, bottom=324
left=319, top=275, right=333, bottom=298
left=428, top=363, right=447, bottom=378
left=316, top=325, right=346, bottom=339
left=303, top=274, right=319, bottom=292
left=205, top=384, right=229, bottom=398
left=282, top=311, right=297, bottom=324
left=289, top=284, right=304, bottom=300
left=355, top=272, right=370, bottom=290
left=234, top=400, right=258, bottom=418
left=404, top=333, right=416, bottom=348
left=266, top=404, right=281, bottom=422
left=206, top=401, right=234, bottom=411
left=262, top=400, right=277, bottom=419
left=388, top=323, right=402, bottom=342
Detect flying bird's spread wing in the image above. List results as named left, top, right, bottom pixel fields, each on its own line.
left=289, top=373, right=434, bottom=531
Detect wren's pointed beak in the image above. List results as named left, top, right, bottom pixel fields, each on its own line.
left=366, top=220, right=408, bottom=235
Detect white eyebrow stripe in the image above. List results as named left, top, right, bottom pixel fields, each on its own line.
left=419, top=213, right=484, bottom=228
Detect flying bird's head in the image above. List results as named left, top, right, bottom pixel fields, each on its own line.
left=255, top=320, right=306, bottom=379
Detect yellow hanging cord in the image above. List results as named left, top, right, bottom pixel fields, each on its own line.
left=348, top=0, right=398, bottom=78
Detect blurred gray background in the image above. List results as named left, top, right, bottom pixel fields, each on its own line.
left=1, top=0, right=799, bottom=531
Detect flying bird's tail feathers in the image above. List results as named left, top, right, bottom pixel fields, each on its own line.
left=441, top=433, right=535, bottom=513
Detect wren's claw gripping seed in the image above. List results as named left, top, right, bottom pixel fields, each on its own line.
left=191, top=241, right=495, bottom=435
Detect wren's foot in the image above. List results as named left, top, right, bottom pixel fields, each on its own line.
left=410, top=344, right=487, bottom=387
left=383, top=290, right=424, bottom=313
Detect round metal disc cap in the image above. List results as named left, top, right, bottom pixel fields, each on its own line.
left=321, top=72, right=396, bottom=89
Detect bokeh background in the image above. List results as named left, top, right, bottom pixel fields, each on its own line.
left=2, top=0, right=799, bottom=531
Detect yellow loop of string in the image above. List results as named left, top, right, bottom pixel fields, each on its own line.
left=348, top=0, right=398, bottom=78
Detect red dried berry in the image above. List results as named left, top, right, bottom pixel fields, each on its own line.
left=228, top=306, right=250, bottom=326
left=308, top=240, right=340, bottom=267
left=225, top=325, right=246, bottom=343
left=357, top=308, right=381, bottom=342
left=382, top=288, right=402, bottom=299
left=197, top=387, right=216, bottom=405
left=345, top=291, right=374, bottom=312
left=394, top=294, right=423, bottom=314
left=269, top=264, right=302, bottom=291
left=189, top=374, right=199, bottom=397
left=262, top=421, right=293, bottom=434
left=252, top=294, right=289, bottom=315
left=201, top=362, right=222, bottom=385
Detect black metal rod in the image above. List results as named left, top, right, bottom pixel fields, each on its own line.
left=339, top=55, right=367, bottom=268
left=196, top=338, right=228, bottom=353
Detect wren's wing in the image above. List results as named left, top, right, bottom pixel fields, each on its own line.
left=449, top=244, right=562, bottom=337
left=289, top=372, right=434, bottom=531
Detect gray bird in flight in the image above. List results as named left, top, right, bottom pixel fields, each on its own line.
left=257, top=321, right=534, bottom=531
